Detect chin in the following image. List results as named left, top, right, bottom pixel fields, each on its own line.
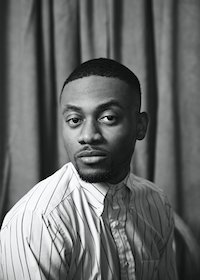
left=76, top=166, right=112, bottom=183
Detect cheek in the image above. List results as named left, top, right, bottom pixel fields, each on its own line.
left=62, top=127, right=78, bottom=154
left=106, top=125, right=137, bottom=152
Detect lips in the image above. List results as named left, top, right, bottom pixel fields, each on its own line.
left=76, top=149, right=107, bottom=164
left=77, top=150, right=106, bottom=157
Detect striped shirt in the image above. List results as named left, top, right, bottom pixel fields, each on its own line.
left=0, top=162, right=177, bottom=280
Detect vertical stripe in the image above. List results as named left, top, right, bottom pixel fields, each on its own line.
left=10, top=225, right=16, bottom=280
left=15, top=216, right=24, bottom=277
left=0, top=162, right=177, bottom=279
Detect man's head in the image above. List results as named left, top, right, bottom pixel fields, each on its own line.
left=60, top=58, right=148, bottom=183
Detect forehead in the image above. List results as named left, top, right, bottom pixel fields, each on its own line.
left=61, top=76, right=134, bottom=107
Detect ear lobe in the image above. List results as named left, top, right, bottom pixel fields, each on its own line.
left=136, top=112, right=148, bottom=140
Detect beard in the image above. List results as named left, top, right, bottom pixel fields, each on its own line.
left=74, top=160, right=112, bottom=183
left=76, top=166, right=112, bottom=183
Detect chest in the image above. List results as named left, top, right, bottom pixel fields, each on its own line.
left=59, top=192, right=163, bottom=280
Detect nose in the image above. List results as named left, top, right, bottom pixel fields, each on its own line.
left=78, top=119, right=102, bottom=144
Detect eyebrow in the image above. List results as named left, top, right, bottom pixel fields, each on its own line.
left=62, top=100, right=124, bottom=115
left=96, top=100, right=124, bottom=111
left=62, top=104, right=83, bottom=114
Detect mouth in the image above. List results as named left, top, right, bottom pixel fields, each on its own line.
left=76, top=150, right=107, bottom=164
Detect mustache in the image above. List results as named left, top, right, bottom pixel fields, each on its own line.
left=75, top=146, right=108, bottom=158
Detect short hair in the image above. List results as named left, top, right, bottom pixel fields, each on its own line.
left=60, top=58, right=141, bottom=107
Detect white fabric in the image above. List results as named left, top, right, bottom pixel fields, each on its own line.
left=0, top=162, right=177, bottom=279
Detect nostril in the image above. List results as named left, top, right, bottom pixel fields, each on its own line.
left=78, top=137, right=86, bottom=145
left=78, top=134, right=91, bottom=144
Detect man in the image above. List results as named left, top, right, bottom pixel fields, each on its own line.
left=0, top=58, right=177, bottom=279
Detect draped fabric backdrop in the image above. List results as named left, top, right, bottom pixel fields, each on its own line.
left=0, top=0, right=200, bottom=278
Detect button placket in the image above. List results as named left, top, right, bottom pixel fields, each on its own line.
left=107, top=187, right=136, bottom=280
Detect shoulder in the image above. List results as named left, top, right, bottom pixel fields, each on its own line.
left=128, top=173, right=170, bottom=205
left=1, top=162, right=77, bottom=230
left=128, top=173, right=174, bottom=239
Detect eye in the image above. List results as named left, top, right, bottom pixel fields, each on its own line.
left=66, top=117, right=82, bottom=128
left=99, top=115, right=118, bottom=125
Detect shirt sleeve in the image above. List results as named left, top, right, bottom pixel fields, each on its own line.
left=156, top=203, right=178, bottom=280
left=0, top=210, right=69, bottom=280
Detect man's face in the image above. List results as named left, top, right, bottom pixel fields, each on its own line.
left=61, top=75, right=142, bottom=183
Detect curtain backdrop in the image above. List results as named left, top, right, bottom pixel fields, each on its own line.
left=0, top=0, right=200, bottom=278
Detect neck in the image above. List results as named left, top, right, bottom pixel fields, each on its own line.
left=107, top=167, right=130, bottom=184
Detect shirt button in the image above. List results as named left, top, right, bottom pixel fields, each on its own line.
left=111, top=221, right=118, bottom=228
left=115, top=221, right=122, bottom=229
left=110, top=220, right=123, bottom=229
left=116, top=221, right=123, bottom=229
left=124, top=262, right=129, bottom=268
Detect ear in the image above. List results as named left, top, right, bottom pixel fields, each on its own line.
left=136, top=112, right=148, bottom=140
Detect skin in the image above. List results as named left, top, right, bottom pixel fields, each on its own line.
left=61, top=75, right=148, bottom=184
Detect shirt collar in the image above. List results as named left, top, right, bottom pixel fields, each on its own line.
left=70, top=163, right=130, bottom=216
left=107, top=173, right=130, bottom=195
